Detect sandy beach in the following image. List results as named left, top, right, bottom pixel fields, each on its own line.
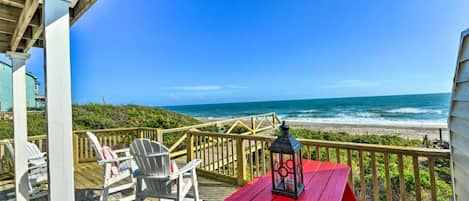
left=198, top=118, right=449, bottom=141
left=287, top=121, right=448, bottom=141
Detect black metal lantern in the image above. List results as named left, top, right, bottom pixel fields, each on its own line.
left=269, top=121, right=304, bottom=198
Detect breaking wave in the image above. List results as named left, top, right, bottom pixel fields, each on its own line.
left=386, top=107, right=444, bottom=114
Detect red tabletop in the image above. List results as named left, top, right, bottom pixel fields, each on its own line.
left=225, top=160, right=357, bottom=201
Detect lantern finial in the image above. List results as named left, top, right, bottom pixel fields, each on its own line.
left=280, top=121, right=289, bottom=137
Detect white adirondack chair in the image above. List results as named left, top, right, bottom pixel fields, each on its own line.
left=86, top=131, right=136, bottom=201
left=3, top=140, right=48, bottom=199
left=129, top=139, right=202, bottom=201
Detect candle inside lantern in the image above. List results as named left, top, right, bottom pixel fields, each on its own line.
left=284, top=178, right=294, bottom=192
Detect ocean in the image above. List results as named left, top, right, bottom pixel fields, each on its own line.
left=164, top=93, right=451, bottom=126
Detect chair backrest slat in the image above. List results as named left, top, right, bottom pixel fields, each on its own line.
left=3, top=140, right=14, bottom=159
left=87, top=131, right=104, bottom=160
left=27, top=142, right=42, bottom=157
left=130, top=139, right=171, bottom=194
left=27, top=142, right=47, bottom=165
left=3, top=140, right=47, bottom=166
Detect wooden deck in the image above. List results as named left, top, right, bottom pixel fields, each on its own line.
left=0, top=162, right=238, bottom=201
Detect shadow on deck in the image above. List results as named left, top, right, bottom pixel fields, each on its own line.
left=0, top=162, right=238, bottom=201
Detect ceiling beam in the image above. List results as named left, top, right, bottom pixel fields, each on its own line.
left=24, top=23, right=41, bottom=51
left=0, top=20, right=35, bottom=40
left=0, top=0, right=24, bottom=9
left=10, top=0, right=39, bottom=52
left=0, top=4, right=40, bottom=27
left=0, top=20, right=18, bottom=35
left=0, top=5, right=21, bottom=23
left=71, top=0, right=95, bottom=25
left=0, top=37, right=28, bottom=49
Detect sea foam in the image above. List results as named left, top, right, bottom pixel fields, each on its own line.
left=386, top=107, right=443, bottom=114
left=284, top=116, right=447, bottom=127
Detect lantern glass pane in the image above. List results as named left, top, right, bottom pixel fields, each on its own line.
left=273, top=152, right=280, bottom=171
left=272, top=152, right=281, bottom=188
left=274, top=169, right=283, bottom=190
left=296, top=151, right=302, bottom=186
left=280, top=153, right=294, bottom=193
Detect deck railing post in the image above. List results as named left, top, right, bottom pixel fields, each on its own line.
left=73, top=133, right=79, bottom=166
left=272, top=113, right=277, bottom=128
left=236, top=137, right=247, bottom=185
left=439, top=128, right=443, bottom=145
left=137, top=128, right=144, bottom=139
left=157, top=128, right=163, bottom=143
left=187, top=132, right=195, bottom=163
left=251, top=117, right=256, bottom=135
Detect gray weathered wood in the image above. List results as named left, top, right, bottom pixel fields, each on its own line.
left=130, top=139, right=201, bottom=201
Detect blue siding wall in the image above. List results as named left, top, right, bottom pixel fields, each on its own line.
left=0, top=62, right=38, bottom=111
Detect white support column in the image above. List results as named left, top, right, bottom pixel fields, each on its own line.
left=43, top=0, right=75, bottom=200
left=6, top=51, right=31, bottom=201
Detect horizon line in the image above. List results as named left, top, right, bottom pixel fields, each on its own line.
left=161, top=91, right=451, bottom=108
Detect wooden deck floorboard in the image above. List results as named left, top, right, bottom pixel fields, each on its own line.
left=0, top=162, right=238, bottom=201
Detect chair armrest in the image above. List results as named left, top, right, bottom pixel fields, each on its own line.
left=98, top=155, right=133, bottom=165
left=132, top=152, right=169, bottom=158
left=133, top=169, right=170, bottom=181
left=169, top=159, right=201, bottom=180
left=113, top=148, right=130, bottom=154
left=28, top=155, right=47, bottom=161
left=28, top=163, right=47, bottom=171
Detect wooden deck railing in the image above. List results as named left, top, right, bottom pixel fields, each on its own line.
left=0, top=112, right=280, bottom=175
left=72, top=127, right=162, bottom=163
left=0, top=112, right=452, bottom=200
left=186, top=130, right=452, bottom=201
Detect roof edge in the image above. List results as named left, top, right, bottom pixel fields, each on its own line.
left=462, top=28, right=469, bottom=37
left=0, top=60, right=38, bottom=81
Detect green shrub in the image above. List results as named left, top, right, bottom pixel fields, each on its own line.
left=0, top=103, right=200, bottom=140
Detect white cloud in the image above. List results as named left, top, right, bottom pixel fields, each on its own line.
left=328, top=80, right=379, bottom=88
left=226, top=85, right=248, bottom=89
left=170, top=85, right=222, bottom=91
left=168, top=84, right=248, bottom=91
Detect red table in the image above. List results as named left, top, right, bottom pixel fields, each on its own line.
left=225, top=160, right=357, bottom=201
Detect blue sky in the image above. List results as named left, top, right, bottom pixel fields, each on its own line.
left=1, top=0, right=469, bottom=106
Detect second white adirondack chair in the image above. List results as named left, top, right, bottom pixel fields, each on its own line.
left=130, top=139, right=202, bottom=201
left=3, top=140, right=48, bottom=200
left=86, top=131, right=136, bottom=201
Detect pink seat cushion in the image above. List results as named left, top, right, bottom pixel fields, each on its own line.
left=101, top=146, right=120, bottom=176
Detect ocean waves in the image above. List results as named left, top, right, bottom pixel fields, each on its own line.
left=166, top=93, right=451, bottom=127
left=282, top=106, right=448, bottom=126
left=386, top=107, right=444, bottom=114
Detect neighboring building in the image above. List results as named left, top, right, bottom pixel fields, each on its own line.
left=0, top=61, right=40, bottom=112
